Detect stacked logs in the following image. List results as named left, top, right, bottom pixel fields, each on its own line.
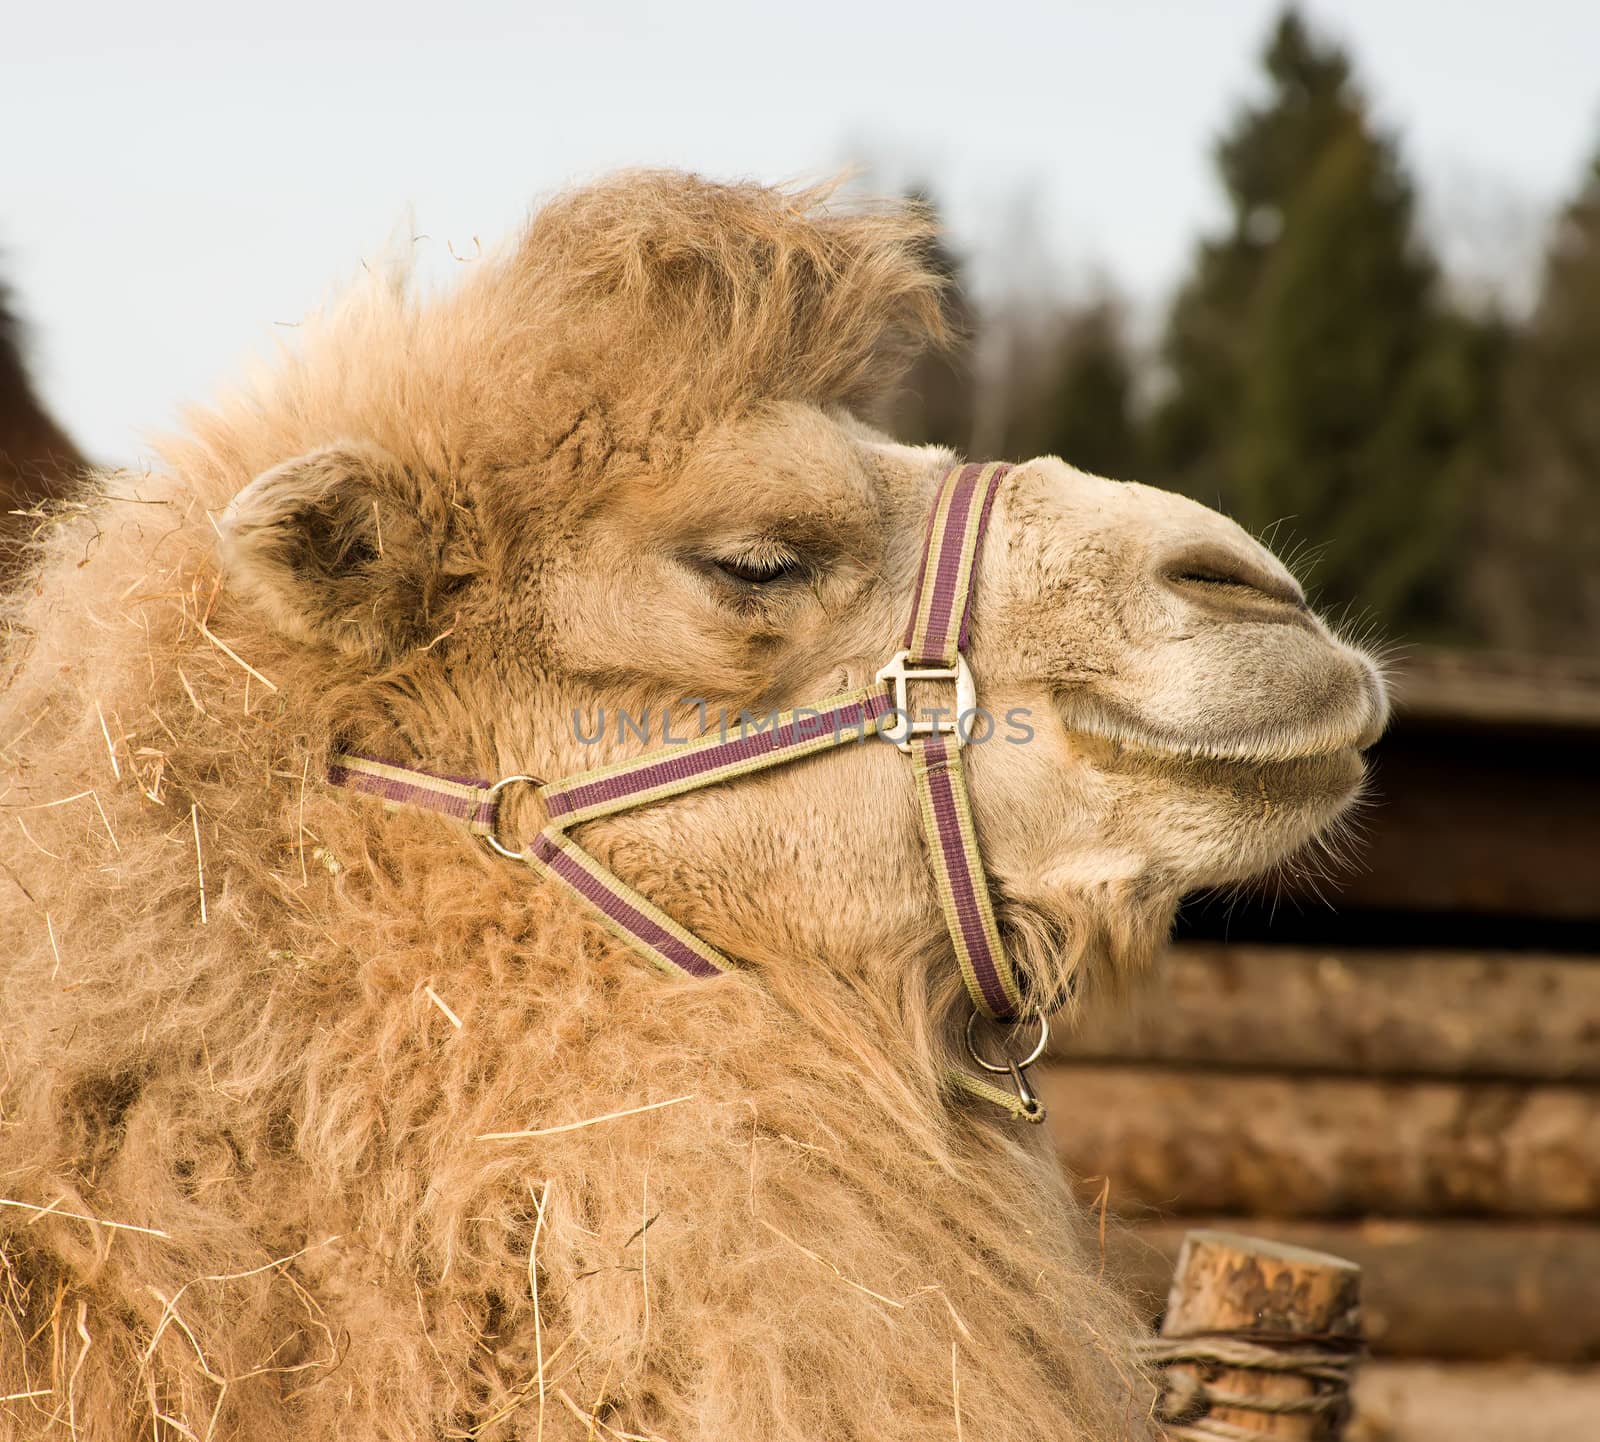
left=1055, top=943, right=1600, bottom=1438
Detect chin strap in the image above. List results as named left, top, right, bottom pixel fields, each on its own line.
left=528, top=683, right=897, bottom=978
left=326, top=462, right=1046, bottom=1123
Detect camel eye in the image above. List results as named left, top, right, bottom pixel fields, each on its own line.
left=714, top=552, right=800, bottom=586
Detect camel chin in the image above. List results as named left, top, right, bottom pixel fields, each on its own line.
left=1056, top=685, right=1377, bottom=830
left=1046, top=682, right=1377, bottom=898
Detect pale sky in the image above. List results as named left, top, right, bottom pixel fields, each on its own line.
left=5, top=0, right=1599, bottom=463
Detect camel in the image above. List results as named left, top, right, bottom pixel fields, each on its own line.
left=0, top=281, right=86, bottom=562
left=0, top=173, right=1386, bottom=1441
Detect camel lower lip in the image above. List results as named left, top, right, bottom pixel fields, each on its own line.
left=1056, top=694, right=1369, bottom=771
left=1075, top=737, right=1369, bottom=815
left=1139, top=744, right=1367, bottom=780
left=1060, top=713, right=1369, bottom=768
left=1148, top=738, right=1365, bottom=765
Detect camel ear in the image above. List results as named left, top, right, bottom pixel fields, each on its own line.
left=217, top=442, right=474, bottom=660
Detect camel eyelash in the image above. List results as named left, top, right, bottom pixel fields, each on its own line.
left=705, top=540, right=809, bottom=589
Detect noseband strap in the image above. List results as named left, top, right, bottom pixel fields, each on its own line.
left=897, top=461, right=1025, bottom=1023
left=327, top=461, right=1043, bottom=1121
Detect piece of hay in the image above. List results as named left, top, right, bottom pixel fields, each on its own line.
left=477, top=1095, right=696, bottom=1142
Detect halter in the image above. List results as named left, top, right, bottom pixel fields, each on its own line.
left=326, top=462, right=1048, bottom=1121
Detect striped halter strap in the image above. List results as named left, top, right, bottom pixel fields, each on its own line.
left=327, top=462, right=1047, bottom=1122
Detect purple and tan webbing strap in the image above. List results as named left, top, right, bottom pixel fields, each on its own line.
left=904, top=460, right=1010, bottom=668
left=525, top=828, right=732, bottom=978
left=326, top=460, right=1039, bottom=1120
left=911, top=734, right=1016, bottom=1019
left=526, top=684, right=895, bottom=978
left=333, top=685, right=897, bottom=983
left=329, top=749, right=737, bottom=979
left=900, top=462, right=1026, bottom=1023
left=538, top=686, right=895, bottom=830
left=327, top=753, right=501, bottom=836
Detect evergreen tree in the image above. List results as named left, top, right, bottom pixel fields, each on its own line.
left=1153, top=8, right=1358, bottom=494
left=1153, top=7, right=1497, bottom=635
left=1233, top=119, right=1498, bottom=627
left=1469, top=146, right=1600, bottom=653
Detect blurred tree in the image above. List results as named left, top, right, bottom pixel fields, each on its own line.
left=1152, top=7, right=1499, bottom=636
left=1152, top=8, right=1356, bottom=497
left=883, top=187, right=978, bottom=452
left=1466, top=146, right=1600, bottom=654
left=1233, top=122, right=1503, bottom=630
left=883, top=182, right=1142, bottom=479
left=1000, top=298, right=1142, bottom=479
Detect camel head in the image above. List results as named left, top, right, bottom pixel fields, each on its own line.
left=213, top=172, right=1386, bottom=1029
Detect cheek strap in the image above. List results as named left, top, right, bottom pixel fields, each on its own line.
left=326, top=461, right=1043, bottom=1122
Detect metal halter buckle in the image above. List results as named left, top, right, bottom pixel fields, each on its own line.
left=874, top=649, right=977, bottom=753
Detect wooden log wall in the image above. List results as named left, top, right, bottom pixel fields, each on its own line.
left=1103, top=1218, right=1600, bottom=1362
left=1047, top=942, right=1600, bottom=1376
left=1047, top=939, right=1600, bottom=1439
left=1045, top=1066, right=1600, bottom=1217
left=1053, top=945, right=1600, bottom=1081
left=1047, top=945, right=1600, bottom=1221
left=1348, top=1363, right=1600, bottom=1442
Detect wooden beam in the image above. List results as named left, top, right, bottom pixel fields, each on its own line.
left=1056, top=944, right=1600, bottom=1082
left=1284, top=722, right=1600, bottom=920
left=1041, top=1065, right=1600, bottom=1217
left=1352, top=1362, right=1600, bottom=1442
left=1392, top=649, right=1600, bottom=732
left=1108, top=1220, right=1600, bottom=1361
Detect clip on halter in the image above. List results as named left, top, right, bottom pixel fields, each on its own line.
left=326, top=461, right=1047, bottom=1123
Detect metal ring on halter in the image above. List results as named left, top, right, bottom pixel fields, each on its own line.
left=483, top=774, right=543, bottom=860
left=964, top=1007, right=1050, bottom=1074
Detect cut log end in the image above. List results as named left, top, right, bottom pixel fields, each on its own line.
left=1164, top=1229, right=1363, bottom=1341
left=1152, top=1230, right=1364, bottom=1440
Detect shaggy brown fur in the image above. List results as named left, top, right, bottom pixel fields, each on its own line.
left=0, top=173, right=1381, bottom=1441
left=0, top=282, right=86, bottom=564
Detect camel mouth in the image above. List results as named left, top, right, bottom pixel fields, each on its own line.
left=1054, top=693, right=1379, bottom=769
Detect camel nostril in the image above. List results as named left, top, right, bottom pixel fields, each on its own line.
left=1162, top=543, right=1306, bottom=615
